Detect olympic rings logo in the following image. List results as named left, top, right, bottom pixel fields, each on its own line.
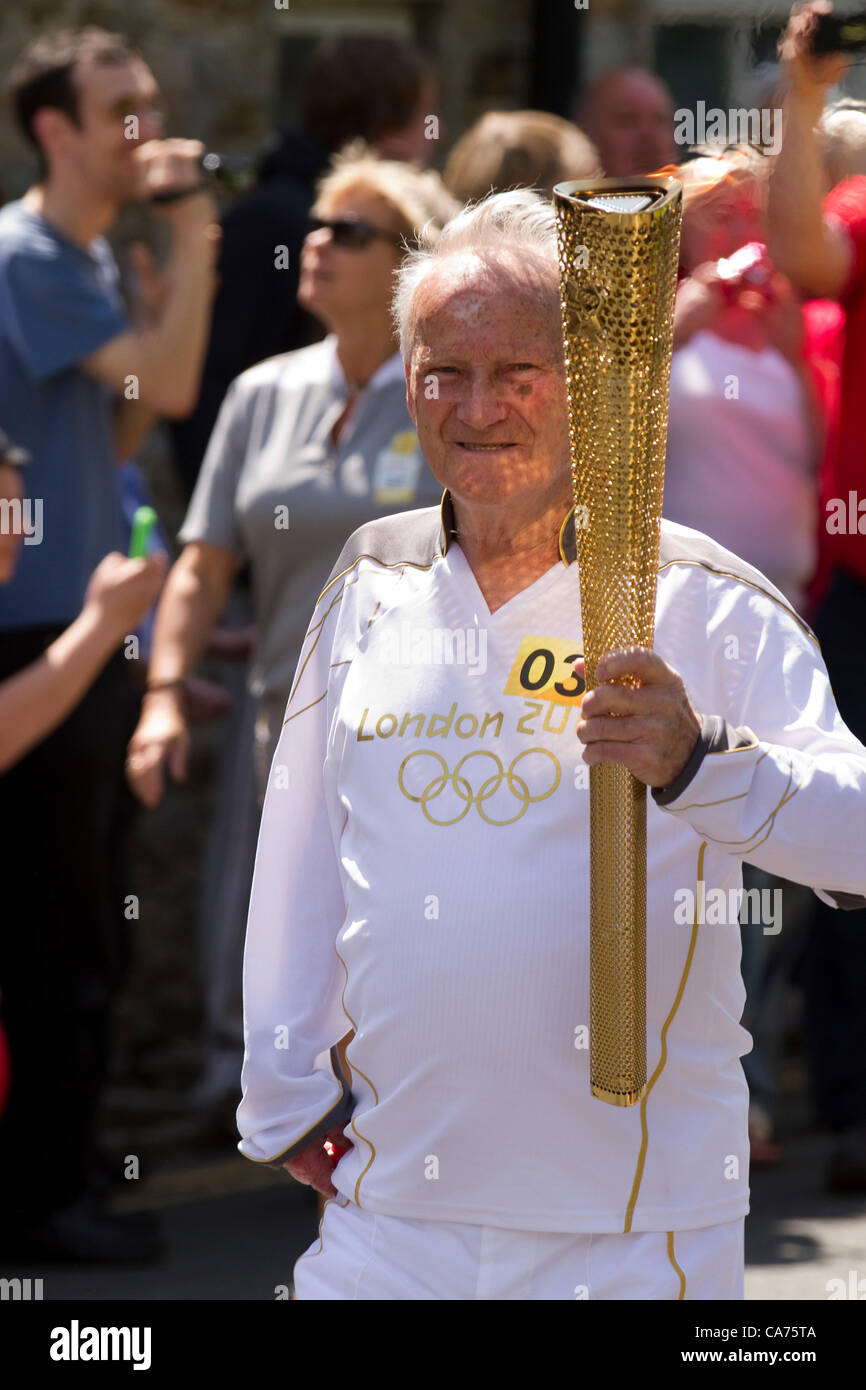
left=397, top=748, right=561, bottom=826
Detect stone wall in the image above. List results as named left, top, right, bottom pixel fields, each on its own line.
left=2, top=0, right=280, bottom=196
left=0, top=0, right=535, bottom=199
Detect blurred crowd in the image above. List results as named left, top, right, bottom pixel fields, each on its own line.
left=1, top=1, right=866, bottom=1263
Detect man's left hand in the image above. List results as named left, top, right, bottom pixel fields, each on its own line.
left=576, top=646, right=702, bottom=790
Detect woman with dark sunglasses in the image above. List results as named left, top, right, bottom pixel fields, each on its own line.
left=306, top=213, right=405, bottom=249
left=126, top=146, right=457, bottom=807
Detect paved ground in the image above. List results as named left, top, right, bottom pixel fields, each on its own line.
left=745, top=1129, right=866, bottom=1301
left=17, top=1172, right=320, bottom=1302
left=5, top=1068, right=865, bottom=1301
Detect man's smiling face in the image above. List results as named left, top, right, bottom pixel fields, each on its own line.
left=406, top=251, right=571, bottom=508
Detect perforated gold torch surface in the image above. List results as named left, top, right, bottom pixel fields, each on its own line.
left=554, top=176, right=682, bottom=1106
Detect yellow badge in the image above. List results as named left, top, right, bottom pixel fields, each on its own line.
left=372, top=430, right=422, bottom=503
left=503, top=636, right=585, bottom=706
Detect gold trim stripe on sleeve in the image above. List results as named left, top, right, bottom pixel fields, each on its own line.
left=305, top=585, right=346, bottom=637
left=657, top=559, right=820, bottom=650
left=699, top=762, right=799, bottom=850
left=283, top=690, right=327, bottom=727
left=673, top=751, right=770, bottom=813
left=314, top=552, right=438, bottom=612
left=708, top=739, right=759, bottom=756
left=286, top=590, right=344, bottom=709
left=244, top=1070, right=350, bottom=1166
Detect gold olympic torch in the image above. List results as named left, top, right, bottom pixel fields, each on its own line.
left=553, top=176, right=682, bottom=1106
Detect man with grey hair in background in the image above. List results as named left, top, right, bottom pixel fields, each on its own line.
left=238, top=188, right=866, bottom=1300
left=577, top=66, right=679, bottom=177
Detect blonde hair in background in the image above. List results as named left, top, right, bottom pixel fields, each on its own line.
left=313, top=140, right=460, bottom=249
left=443, top=109, right=602, bottom=202
left=677, top=145, right=769, bottom=268
left=819, top=99, right=866, bottom=189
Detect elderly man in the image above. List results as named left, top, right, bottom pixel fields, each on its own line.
left=237, top=190, right=866, bottom=1301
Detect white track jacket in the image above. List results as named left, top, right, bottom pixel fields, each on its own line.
left=237, top=493, right=866, bottom=1233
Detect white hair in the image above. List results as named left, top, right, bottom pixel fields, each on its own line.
left=391, top=187, right=560, bottom=365
left=820, top=99, right=866, bottom=188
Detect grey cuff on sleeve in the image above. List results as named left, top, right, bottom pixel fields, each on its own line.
left=265, top=1045, right=354, bottom=1173
left=822, top=889, right=866, bottom=911
left=651, top=714, right=755, bottom=808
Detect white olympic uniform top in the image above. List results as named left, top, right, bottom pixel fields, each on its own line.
left=237, top=493, right=866, bottom=1234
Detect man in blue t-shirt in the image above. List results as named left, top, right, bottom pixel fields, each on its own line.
left=0, top=27, right=218, bottom=1262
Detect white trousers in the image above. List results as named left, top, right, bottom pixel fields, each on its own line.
left=293, top=1198, right=744, bottom=1301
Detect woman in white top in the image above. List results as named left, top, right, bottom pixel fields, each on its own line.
left=665, top=147, right=824, bottom=614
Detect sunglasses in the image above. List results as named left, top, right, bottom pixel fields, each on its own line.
left=307, top=215, right=403, bottom=250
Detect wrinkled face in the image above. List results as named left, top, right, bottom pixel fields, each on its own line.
left=298, top=185, right=405, bottom=326
left=45, top=56, right=164, bottom=200
left=593, top=71, right=677, bottom=177
left=405, top=253, right=570, bottom=510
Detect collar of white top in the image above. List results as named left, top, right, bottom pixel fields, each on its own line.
left=438, top=489, right=578, bottom=568
left=326, top=334, right=405, bottom=397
